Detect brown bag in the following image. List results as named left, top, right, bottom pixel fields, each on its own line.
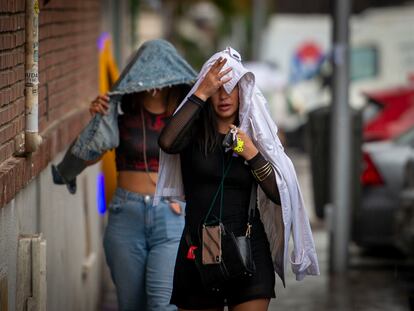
left=202, top=225, right=222, bottom=264
left=187, top=221, right=256, bottom=292
left=186, top=185, right=257, bottom=291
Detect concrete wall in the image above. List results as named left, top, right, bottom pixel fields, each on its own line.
left=0, top=151, right=104, bottom=311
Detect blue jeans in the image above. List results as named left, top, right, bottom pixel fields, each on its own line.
left=103, top=188, right=185, bottom=311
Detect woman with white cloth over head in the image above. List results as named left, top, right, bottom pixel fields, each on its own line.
left=157, top=47, right=319, bottom=311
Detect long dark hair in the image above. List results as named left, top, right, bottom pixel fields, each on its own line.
left=165, top=84, right=192, bottom=115
left=197, top=101, right=220, bottom=155
left=196, top=100, right=239, bottom=156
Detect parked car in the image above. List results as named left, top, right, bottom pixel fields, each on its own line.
left=354, top=125, right=414, bottom=248
left=362, top=85, right=414, bottom=141
left=394, top=157, right=414, bottom=255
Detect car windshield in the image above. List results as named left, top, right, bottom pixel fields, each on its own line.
left=362, top=100, right=382, bottom=123
left=395, top=126, right=414, bottom=146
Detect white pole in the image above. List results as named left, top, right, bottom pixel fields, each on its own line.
left=252, top=0, right=266, bottom=60
left=25, top=0, right=42, bottom=153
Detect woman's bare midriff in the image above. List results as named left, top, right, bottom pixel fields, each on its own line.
left=117, top=171, right=158, bottom=195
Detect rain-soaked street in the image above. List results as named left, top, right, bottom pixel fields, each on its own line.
left=270, top=230, right=413, bottom=311
left=268, top=151, right=413, bottom=311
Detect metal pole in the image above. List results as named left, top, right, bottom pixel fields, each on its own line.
left=251, top=0, right=266, bottom=60
left=330, top=0, right=351, bottom=273
left=113, top=1, right=122, bottom=67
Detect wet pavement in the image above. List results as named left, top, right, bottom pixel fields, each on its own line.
left=270, top=151, right=413, bottom=311
left=100, top=151, right=414, bottom=311
left=269, top=229, right=413, bottom=311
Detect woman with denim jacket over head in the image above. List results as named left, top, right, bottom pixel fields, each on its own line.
left=51, top=40, right=196, bottom=311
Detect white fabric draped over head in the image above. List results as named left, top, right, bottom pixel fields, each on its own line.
left=155, top=47, right=320, bottom=285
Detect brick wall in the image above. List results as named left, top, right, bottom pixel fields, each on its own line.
left=0, top=0, right=100, bottom=207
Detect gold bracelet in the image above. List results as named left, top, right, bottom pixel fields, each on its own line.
left=253, top=168, right=273, bottom=181
left=252, top=162, right=273, bottom=181
left=255, top=166, right=273, bottom=180
left=252, top=162, right=271, bottom=175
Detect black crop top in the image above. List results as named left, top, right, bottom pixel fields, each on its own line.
left=116, top=107, right=170, bottom=172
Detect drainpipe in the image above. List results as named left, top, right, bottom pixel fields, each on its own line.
left=24, top=0, right=42, bottom=153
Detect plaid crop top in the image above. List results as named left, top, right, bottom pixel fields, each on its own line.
left=115, top=107, right=170, bottom=172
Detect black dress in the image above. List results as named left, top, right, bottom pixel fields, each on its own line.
left=158, top=95, right=279, bottom=309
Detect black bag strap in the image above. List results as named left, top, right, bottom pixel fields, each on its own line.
left=247, top=184, right=256, bottom=221
left=185, top=228, right=192, bottom=246
left=203, top=154, right=233, bottom=225
left=245, top=184, right=256, bottom=237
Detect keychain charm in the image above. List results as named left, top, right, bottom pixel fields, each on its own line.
left=222, top=127, right=238, bottom=150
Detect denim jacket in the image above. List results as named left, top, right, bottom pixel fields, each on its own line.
left=52, top=40, right=196, bottom=193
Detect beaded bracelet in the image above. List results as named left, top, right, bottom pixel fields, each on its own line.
left=233, top=137, right=244, bottom=153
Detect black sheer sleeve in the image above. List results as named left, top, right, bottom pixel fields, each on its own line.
left=247, top=152, right=281, bottom=205
left=158, top=94, right=206, bottom=154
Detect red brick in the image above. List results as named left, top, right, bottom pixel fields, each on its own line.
left=14, top=0, right=25, bottom=13
left=0, top=115, right=24, bottom=144
left=0, top=88, right=11, bottom=106
left=13, top=159, right=24, bottom=194
left=15, top=30, right=24, bottom=46
left=0, top=47, right=24, bottom=70
left=0, top=65, right=23, bottom=89
left=0, top=97, right=24, bottom=126
left=9, top=82, right=24, bottom=103
left=38, top=84, right=47, bottom=102
left=0, top=53, right=12, bottom=70
left=0, top=0, right=101, bottom=207
left=44, top=66, right=61, bottom=81
left=14, top=64, right=24, bottom=81
left=0, top=33, right=13, bottom=50
left=0, top=139, right=14, bottom=163
left=0, top=160, right=16, bottom=204
left=15, top=14, right=25, bottom=30
left=0, top=16, right=12, bottom=33
left=0, top=0, right=8, bottom=13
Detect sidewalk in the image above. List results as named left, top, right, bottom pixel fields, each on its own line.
left=101, top=229, right=412, bottom=311
left=270, top=151, right=411, bottom=311
left=269, top=229, right=411, bottom=311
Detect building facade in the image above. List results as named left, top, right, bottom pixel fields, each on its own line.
left=0, top=0, right=133, bottom=310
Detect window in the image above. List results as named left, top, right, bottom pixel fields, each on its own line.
left=395, top=126, right=414, bottom=146
left=362, top=100, right=382, bottom=123
left=351, top=46, right=379, bottom=81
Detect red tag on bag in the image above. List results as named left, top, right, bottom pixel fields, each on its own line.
left=186, top=245, right=198, bottom=260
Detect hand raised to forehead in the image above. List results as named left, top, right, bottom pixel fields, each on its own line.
left=194, top=57, right=232, bottom=102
